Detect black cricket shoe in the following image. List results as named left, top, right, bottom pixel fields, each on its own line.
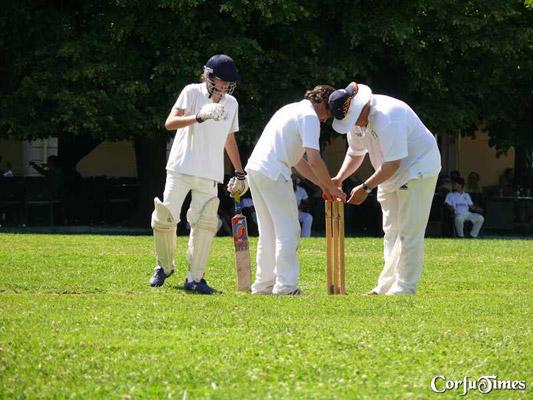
left=149, top=266, right=173, bottom=287
left=183, top=278, right=218, bottom=295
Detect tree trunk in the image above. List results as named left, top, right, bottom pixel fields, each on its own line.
left=514, top=145, right=533, bottom=190
left=57, top=133, right=101, bottom=171
left=54, top=133, right=101, bottom=225
left=127, top=134, right=167, bottom=227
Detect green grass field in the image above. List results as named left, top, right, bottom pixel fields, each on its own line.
left=0, top=234, right=531, bottom=399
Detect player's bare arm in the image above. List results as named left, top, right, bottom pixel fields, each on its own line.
left=348, top=159, right=401, bottom=205
left=306, top=148, right=346, bottom=202
left=293, top=157, right=321, bottom=188
left=165, top=102, right=226, bottom=131
left=225, top=132, right=249, bottom=196
left=364, top=159, right=401, bottom=190
left=164, top=108, right=197, bottom=130
left=224, top=132, right=245, bottom=174
left=332, top=153, right=365, bottom=188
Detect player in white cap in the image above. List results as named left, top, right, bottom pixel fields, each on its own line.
left=329, top=82, right=441, bottom=295
left=149, top=54, right=249, bottom=294
left=238, top=85, right=346, bottom=295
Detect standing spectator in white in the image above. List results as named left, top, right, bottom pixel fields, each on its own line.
left=445, top=177, right=484, bottom=238
left=329, top=82, right=441, bottom=295
left=293, top=177, right=313, bottom=237
left=149, top=54, right=248, bottom=294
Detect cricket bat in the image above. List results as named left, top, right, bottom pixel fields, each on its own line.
left=231, top=194, right=251, bottom=291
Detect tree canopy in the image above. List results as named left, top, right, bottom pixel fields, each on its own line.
left=1, top=0, right=531, bottom=149
left=2, top=0, right=531, bottom=225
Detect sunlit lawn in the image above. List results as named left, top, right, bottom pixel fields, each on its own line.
left=1, top=234, right=531, bottom=399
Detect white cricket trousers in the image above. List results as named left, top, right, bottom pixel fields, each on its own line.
left=373, top=175, right=438, bottom=295
left=454, top=212, right=484, bottom=237
left=247, top=170, right=301, bottom=295
left=162, top=170, right=218, bottom=279
left=298, top=211, right=313, bottom=237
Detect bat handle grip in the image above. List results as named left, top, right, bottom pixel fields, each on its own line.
left=233, top=194, right=242, bottom=214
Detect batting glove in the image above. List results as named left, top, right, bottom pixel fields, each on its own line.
left=227, top=171, right=249, bottom=197
left=196, top=103, right=226, bottom=123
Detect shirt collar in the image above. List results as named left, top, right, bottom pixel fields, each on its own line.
left=350, top=98, right=376, bottom=135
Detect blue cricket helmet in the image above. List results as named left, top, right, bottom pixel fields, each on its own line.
left=204, top=54, right=240, bottom=83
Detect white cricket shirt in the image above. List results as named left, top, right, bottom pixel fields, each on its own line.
left=347, top=95, right=441, bottom=192
left=166, top=83, right=239, bottom=183
left=294, top=185, right=308, bottom=207
left=445, top=191, right=473, bottom=215
left=246, top=100, right=320, bottom=181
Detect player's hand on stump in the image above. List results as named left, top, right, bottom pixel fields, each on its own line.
left=331, top=186, right=347, bottom=202
left=196, top=103, right=226, bottom=122
left=322, top=186, right=346, bottom=202
left=227, top=171, right=249, bottom=197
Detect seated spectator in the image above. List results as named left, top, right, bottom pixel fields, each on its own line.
left=465, top=171, right=481, bottom=194
left=437, top=174, right=453, bottom=197
left=240, top=195, right=257, bottom=225
left=450, top=170, right=462, bottom=183
left=465, top=171, right=484, bottom=206
left=2, top=162, right=14, bottom=177
left=293, top=177, right=313, bottom=237
left=445, top=177, right=484, bottom=238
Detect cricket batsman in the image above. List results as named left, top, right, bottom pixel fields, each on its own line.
left=149, top=54, right=249, bottom=294
left=329, top=82, right=441, bottom=295
left=235, top=85, right=346, bottom=295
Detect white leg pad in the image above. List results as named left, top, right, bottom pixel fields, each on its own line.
left=151, top=197, right=177, bottom=274
left=186, top=197, right=219, bottom=281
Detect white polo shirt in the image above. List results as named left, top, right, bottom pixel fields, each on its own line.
left=347, top=95, right=441, bottom=192
left=166, top=83, right=239, bottom=183
left=294, top=185, right=308, bottom=207
left=445, top=191, right=473, bottom=215
left=246, top=99, right=320, bottom=181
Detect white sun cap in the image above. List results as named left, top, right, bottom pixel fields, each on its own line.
left=330, top=84, right=372, bottom=134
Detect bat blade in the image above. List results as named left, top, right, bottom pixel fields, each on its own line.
left=231, top=197, right=251, bottom=291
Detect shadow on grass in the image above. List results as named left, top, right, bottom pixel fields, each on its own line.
left=168, top=284, right=224, bottom=295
